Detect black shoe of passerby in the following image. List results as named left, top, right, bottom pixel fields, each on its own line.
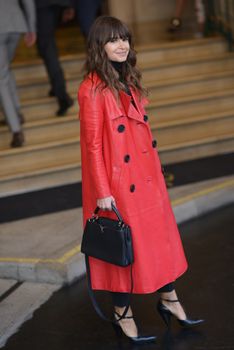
left=48, top=89, right=55, bottom=97
left=168, top=17, right=182, bottom=32
left=11, top=131, right=25, bottom=148
left=57, top=97, right=74, bottom=116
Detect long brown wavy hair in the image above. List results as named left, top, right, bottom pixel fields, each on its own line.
left=84, top=16, right=146, bottom=97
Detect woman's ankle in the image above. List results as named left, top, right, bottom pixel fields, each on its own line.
left=114, top=306, right=133, bottom=318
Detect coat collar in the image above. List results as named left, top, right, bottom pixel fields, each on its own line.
left=107, top=88, right=148, bottom=123
left=88, top=72, right=148, bottom=123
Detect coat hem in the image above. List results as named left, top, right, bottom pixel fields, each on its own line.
left=90, top=265, right=188, bottom=294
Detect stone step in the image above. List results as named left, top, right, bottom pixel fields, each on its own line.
left=17, top=85, right=234, bottom=125
left=0, top=116, right=79, bottom=150
left=12, top=37, right=226, bottom=82
left=153, top=110, right=234, bottom=146
left=0, top=108, right=233, bottom=176
left=137, top=37, right=227, bottom=64
left=0, top=132, right=233, bottom=197
left=0, top=163, right=81, bottom=198
left=12, top=44, right=232, bottom=102
left=0, top=138, right=80, bottom=177
left=17, top=76, right=81, bottom=101
left=142, top=52, right=234, bottom=82
left=0, top=94, right=233, bottom=150
left=160, top=133, right=234, bottom=164
left=12, top=53, right=85, bottom=83
left=148, top=88, right=234, bottom=120
left=147, top=70, right=234, bottom=101
left=0, top=37, right=233, bottom=197
left=15, top=59, right=234, bottom=102
left=1, top=87, right=234, bottom=149
left=3, top=64, right=232, bottom=123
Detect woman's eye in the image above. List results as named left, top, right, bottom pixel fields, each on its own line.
left=108, top=37, right=129, bottom=43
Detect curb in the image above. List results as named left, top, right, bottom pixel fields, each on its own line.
left=0, top=247, right=86, bottom=286
left=0, top=178, right=233, bottom=285
left=173, top=178, right=234, bottom=224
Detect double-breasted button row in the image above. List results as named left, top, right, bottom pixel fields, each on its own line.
left=116, top=122, right=142, bottom=193
left=123, top=155, right=133, bottom=192
left=117, top=124, right=125, bottom=133
left=152, top=139, right=157, bottom=148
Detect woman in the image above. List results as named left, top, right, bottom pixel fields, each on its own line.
left=78, top=15, right=203, bottom=343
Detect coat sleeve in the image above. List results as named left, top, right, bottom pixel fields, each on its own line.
left=21, top=0, right=36, bottom=33
left=78, top=84, right=111, bottom=199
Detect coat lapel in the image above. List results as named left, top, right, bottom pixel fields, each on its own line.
left=119, top=90, right=144, bottom=123
left=105, top=87, right=148, bottom=124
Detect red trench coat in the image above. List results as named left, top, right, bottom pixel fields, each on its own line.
left=78, top=73, right=188, bottom=294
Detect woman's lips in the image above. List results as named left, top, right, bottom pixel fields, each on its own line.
left=116, top=51, right=128, bottom=55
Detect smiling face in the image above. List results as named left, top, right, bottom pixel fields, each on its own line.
left=104, top=37, right=130, bottom=62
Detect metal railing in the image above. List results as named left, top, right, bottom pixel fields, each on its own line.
left=206, top=0, right=234, bottom=51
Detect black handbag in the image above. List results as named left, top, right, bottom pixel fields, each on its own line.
left=81, top=203, right=134, bottom=322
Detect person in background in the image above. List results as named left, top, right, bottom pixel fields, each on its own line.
left=35, top=0, right=74, bottom=116
left=169, top=0, right=206, bottom=38
left=62, top=0, right=103, bottom=39
left=73, top=0, right=103, bottom=38
left=78, top=16, right=204, bottom=343
left=0, top=0, right=36, bottom=148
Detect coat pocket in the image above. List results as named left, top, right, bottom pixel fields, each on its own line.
left=110, top=166, right=122, bottom=196
left=136, top=122, right=151, bottom=152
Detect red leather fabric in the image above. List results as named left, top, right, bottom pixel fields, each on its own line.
left=78, top=73, right=188, bottom=293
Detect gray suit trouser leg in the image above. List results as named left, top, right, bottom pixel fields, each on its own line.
left=0, top=33, right=21, bottom=133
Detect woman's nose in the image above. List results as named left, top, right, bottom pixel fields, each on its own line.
left=118, top=39, right=126, bottom=48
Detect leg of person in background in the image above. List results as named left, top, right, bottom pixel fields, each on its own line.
left=168, top=0, right=188, bottom=32
left=0, top=33, right=24, bottom=148
left=7, top=33, right=25, bottom=124
left=36, top=5, right=73, bottom=116
left=74, top=0, right=103, bottom=38
left=194, top=0, right=206, bottom=38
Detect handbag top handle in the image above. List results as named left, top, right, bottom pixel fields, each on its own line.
left=93, top=203, right=124, bottom=223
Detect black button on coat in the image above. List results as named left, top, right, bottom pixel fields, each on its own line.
left=152, top=139, right=157, bottom=148
left=118, top=124, right=125, bottom=132
left=124, top=154, right=130, bottom=162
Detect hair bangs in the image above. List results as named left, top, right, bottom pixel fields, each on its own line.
left=102, top=17, right=131, bottom=45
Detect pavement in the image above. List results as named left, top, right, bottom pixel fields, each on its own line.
left=1, top=203, right=234, bottom=349
left=0, top=175, right=234, bottom=286
left=0, top=280, right=60, bottom=348
left=0, top=174, right=234, bottom=347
